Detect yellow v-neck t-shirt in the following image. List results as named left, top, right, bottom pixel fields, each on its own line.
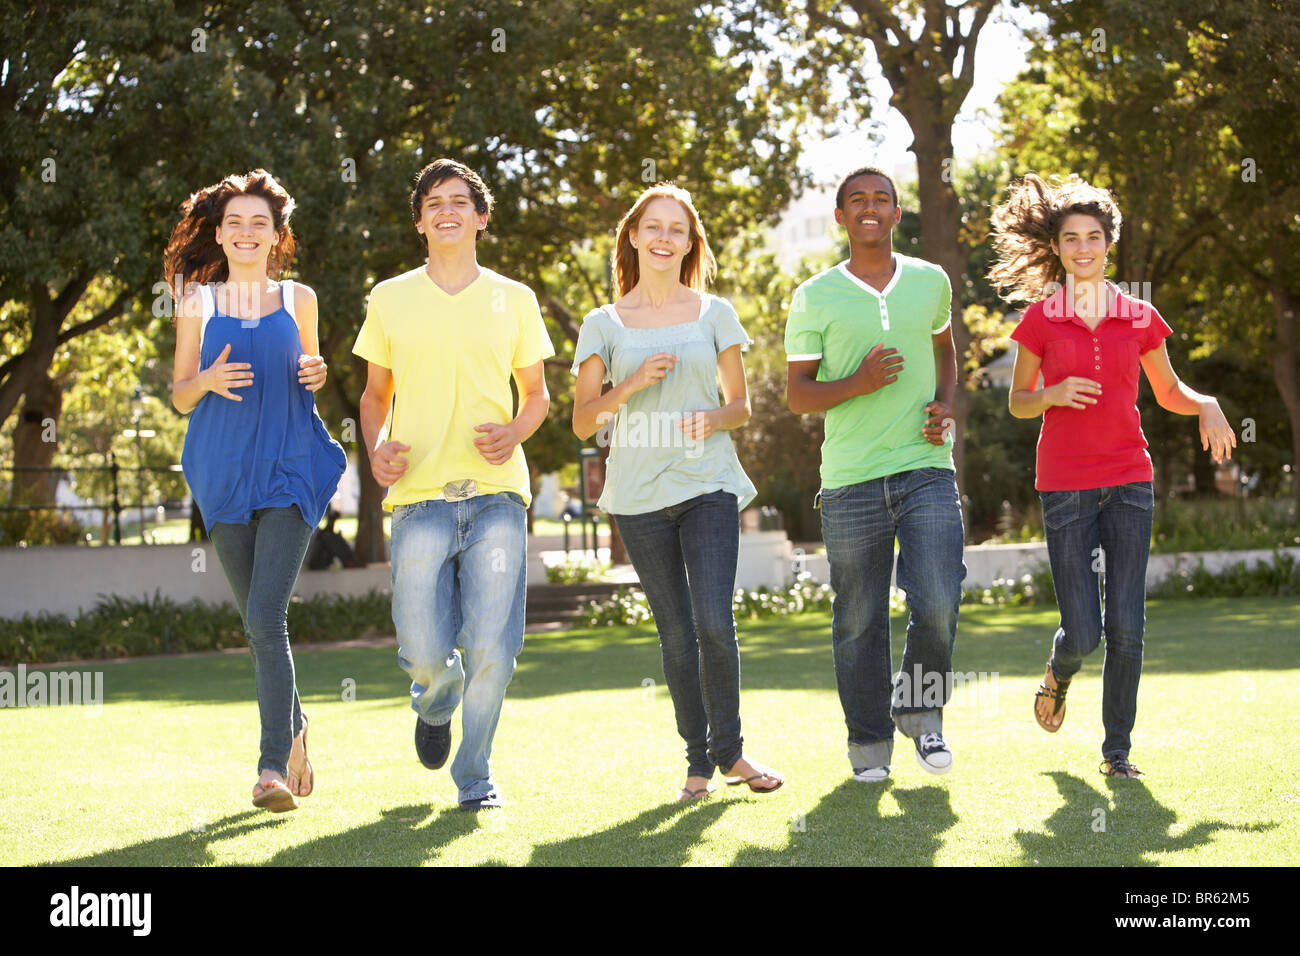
left=353, top=265, right=555, bottom=509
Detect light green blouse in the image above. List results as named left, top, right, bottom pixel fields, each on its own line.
left=570, top=294, right=758, bottom=516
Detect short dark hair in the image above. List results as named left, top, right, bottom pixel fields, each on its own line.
left=836, top=166, right=898, bottom=209
left=409, top=159, right=494, bottom=241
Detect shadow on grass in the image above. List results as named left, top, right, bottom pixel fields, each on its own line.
left=1014, top=771, right=1277, bottom=866
left=267, top=804, right=477, bottom=866
left=730, top=781, right=957, bottom=866
left=48, top=810, right=280, bottom=866
left=44, top=803, right=475, bottom=867
left=525, top=799, right=734, bottom=867
left=80, top=597, right=1300, bottom=706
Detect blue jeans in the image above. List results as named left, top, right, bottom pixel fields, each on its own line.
left=819, top=468, right=966, bottom=770
left=1040, top=481, right=1153, bottom=760
left=613, top=490, right=744, bottom=778
left=390, top=492, right=527, bottom=803
left=209, top=505, right=314, bottom=777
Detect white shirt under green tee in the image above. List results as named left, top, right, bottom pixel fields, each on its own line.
left=571, top=293, right=757, bottom=515
left=784, top=255, right=955, bottom=489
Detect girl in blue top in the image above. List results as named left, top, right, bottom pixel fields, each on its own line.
left=572, top=184, right=783, bottom=801
left=167, top=170, right=345, bottom=812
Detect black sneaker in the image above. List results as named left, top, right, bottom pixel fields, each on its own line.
left=459, top=791, right=504, bottom=811
left=414, top=716, right=452, bottom=770
left=913, top=732, right=953, bottom=774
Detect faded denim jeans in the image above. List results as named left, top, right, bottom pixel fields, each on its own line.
left=210, top=505, right=314, bottom=778
left=390, top=492, right=528, bottom=803
left=819, top=468, right=966, bottom=771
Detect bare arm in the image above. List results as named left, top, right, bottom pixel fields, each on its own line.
left=473, top=359, right=550, bottom=465
left=1140, top=341, right=1235, bottom=462
left=293, top=283, right=327, bottom=392
left=921, top=327, right=958, bottom=444
left=1007, top=345, right=1101, bottom=418
left=359, top=361, right=408, bottom=486
left=571, top=352, right=679, bottom=440
left=681, top=344, right=750, bottom=440
left=786, top=344, right=905, bottom=415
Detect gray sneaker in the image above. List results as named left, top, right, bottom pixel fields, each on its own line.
left=914, top=732, right=953, bottom=774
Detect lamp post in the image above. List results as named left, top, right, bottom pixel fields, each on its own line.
left=122, top=388, right=156, bottom=543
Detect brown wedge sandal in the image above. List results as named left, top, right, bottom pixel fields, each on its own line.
left=1034, top=665, right=1071, bottom=733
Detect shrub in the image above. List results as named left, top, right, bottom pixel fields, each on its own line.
left=545, top=554, right=611, bottom=585
left=579, top=573, right=901, bottom=627
left=0, top=588, right=394, bottom=665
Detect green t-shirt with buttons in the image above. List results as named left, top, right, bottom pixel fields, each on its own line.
left=784, top=255, right=954, bottom=489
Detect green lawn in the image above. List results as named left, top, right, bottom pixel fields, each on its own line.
left=2, top=598, right=1295, bottom=866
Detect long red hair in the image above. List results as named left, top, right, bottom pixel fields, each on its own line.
left=611, top=184, right=717, bottom=297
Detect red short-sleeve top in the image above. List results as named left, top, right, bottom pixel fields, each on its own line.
left=1009, top=282, right=1173, bottom=491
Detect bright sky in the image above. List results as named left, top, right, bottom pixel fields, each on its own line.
left=801, top=2, right=1048, bottom=189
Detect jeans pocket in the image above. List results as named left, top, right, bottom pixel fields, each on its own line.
left=1118, top=481, right=1154, bottom=511
left=1040, top=490, right=1079, bottom=531
left=390, top=503, right=413, bottom=533
left=818, top=485, right=852, bottom=508
left=500, top=491, right=527, bottom=509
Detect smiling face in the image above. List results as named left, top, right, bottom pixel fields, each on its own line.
left=215, top=195, right=276, bottom=268
left=1052, top=212, right=1110, bottom=282
left=631, top=197, right=693, bottom=276
left=415, top=175, right=488, bottom=251
left=835, top=173, right=900, bottom=247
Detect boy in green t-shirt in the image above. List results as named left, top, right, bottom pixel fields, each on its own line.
left=785, top=167, right=966, bottom=782
left=354, top=159, right=554, bottom=810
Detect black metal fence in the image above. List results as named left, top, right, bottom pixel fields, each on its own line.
left=1, top=456, right=193, bottom=546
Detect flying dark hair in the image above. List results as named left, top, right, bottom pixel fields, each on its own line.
left=162, top=169, right=296, bottom=304
left=409, top=158, right=493, bottom=241
left=836, top=166, right=898, bottom=209
left=987, top=173, right=1123, bottom=304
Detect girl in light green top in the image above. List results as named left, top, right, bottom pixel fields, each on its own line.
left=571, top=184, right=784, bottom=803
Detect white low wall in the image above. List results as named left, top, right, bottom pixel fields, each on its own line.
left=537, top=530, right=796, bottom=591
left=0, top=543, right=393, bottom=619
left=3, top=539, right=1297, bottom=619
left=793, top=542, right=1300, bottom=591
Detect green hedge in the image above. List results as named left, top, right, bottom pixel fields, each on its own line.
left=0, top=589, right=394, bottom=665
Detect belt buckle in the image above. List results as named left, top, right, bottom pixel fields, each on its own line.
left=443, top=479, right=478, bottom=501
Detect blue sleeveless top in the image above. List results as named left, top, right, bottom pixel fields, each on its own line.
left=181, top=280, right=346, bottom=532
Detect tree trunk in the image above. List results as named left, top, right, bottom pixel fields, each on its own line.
left=913, top=130, right=970, bottom=508
left=354, top=459, right=389, bottom=565
left=9, top=371, right=64, bottom=506
left=1268, top=282, right=1300, bottom=509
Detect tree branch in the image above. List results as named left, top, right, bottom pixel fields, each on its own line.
left=55, top=289, right=134, bottom=346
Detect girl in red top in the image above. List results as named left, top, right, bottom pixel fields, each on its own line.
left=990, top=174, right=1235, bottom=778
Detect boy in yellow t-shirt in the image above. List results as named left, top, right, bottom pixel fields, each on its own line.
left=355, top=159, right=554, bottom=811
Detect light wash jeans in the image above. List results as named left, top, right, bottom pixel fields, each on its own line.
left=390, top=492, right=528, bottom=803
left=1039, top=481, right=1153, bottom=761
left=819, top=467, right=966, bottom=771
left=209, top=505, right=313, bottom=778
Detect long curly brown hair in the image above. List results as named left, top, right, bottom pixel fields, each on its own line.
left=611, top=184, right=717, bottom=298
left=987, top=173, right=1122, bottom=305
left=162, top=169, right=296, bottom=303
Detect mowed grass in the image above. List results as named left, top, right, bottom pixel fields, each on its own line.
left=2, top=598, right=1296, bottom=867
